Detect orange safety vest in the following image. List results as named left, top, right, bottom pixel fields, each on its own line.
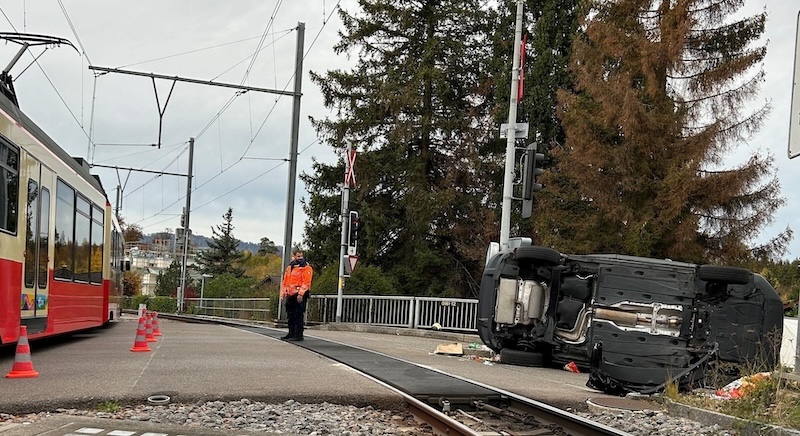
left=281, top=263, right=313, bottom=298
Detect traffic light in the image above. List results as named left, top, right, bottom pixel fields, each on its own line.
left=522, top=144, right=544, bottom=218
left=180, top=207, right=186, bottom=228
left=523, top=144, right=545, bottom=199
left=347, top=211, right=359, bottom=254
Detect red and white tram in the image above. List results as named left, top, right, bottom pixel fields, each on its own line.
left=0, top=76, right=124, bottom=345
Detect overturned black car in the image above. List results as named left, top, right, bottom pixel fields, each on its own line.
left=477, top=239, right=783, bottom=395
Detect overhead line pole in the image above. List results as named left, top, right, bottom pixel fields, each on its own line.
left=178, top=137, right=195, bottom=313
left=279, top=22, right=305, bottom=323
left=90, top=30, right=305, bottom=313
left=499, top=0, right=525, bottom=251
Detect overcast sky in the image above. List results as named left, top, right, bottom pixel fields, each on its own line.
left=0, top=1, right=798, bottom=260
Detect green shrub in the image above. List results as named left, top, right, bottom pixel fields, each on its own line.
left=122, top=295, right=150, bottom=310
left=148, top=297, right=177, bottom=314
left=312, top=264, right=398, bottom=295
left=202, top=274, right=259, bottom=298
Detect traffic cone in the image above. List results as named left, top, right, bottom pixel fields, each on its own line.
left=6, top=325, right=39, bottom=378
left=145, top=313, right=157, bottom=343
left=130, top=317, right=151, bottom=352
left=151, top=312, right=162, bottom=337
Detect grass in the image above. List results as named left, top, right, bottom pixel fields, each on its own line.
left=666, top=330, right=800, bottom=430
left=668, top=365, right=800, bottom=429
left=96, top=401, right=121, bottom=413
left=677, top=374, right=800, bottom=429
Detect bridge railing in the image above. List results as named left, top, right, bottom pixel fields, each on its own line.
left=184, top=298, right=272, bottom=322
left=183, top=295, right=479, bottom=332
left=306, top=294, right=479, bottom=332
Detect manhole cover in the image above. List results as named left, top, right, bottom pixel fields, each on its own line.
left=147, top=394, right=171, bottom=405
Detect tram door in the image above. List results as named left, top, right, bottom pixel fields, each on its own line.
left=21, top=161, right=52, bottom=334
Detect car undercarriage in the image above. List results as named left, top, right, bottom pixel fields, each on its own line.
left=477, top=242, right=784, bottom=395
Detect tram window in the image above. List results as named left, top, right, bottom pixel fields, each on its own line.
left=0, top=140, right=19, bottom=234
left=54, top=180, right=74, bottom=280
left=24, top=179, right=38, bottom=288
left=74, top=196, right=91, bottom=283
left=38, top=187, right=50, bottom=288
left=90, top=205, right=103, bottom=284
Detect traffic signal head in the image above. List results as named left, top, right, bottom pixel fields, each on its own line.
left=522, top=144, right=545, bottom=200
left=348, top=211, right=360, bottom=247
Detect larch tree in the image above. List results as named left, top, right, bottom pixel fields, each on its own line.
left=553, top=0, right=790, bottom=263
left=303, top=0, right=498, bottom=296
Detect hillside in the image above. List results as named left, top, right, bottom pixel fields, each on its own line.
left=141, top=233, right=262, bottom=253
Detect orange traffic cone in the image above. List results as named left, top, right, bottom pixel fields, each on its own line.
left=6, top=325, right=39, bottom=378
left=145, top=313, right=157, bottom=343
left=151, top=312, right=162, bottom=337
left=130, top=317, right=152, bottom=352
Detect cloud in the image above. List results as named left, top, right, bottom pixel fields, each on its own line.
left=0, top=0, right=354, bottom=250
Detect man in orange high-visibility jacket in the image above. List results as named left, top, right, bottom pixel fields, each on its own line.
left=280, top=250, right=313, bottom=341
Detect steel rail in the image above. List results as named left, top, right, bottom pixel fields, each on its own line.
left=149, top=313, right=631, bottom=436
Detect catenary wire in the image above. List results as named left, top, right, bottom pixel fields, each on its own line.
left=132, top=136, right=319, bottom=227
left=138, top=1, right=342, bottom=228
left=135, top=0, right=339, bottom=209
left=92, top=141, right=185, bottom=165
left=118, top=29, right=295, bottom=69
left=122, top=145, right=189, bottom=199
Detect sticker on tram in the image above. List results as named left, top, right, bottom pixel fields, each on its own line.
left=21, top=293, right=34, bottom=310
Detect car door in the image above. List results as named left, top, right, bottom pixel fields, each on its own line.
left=21, top=160, right=52, bottom=334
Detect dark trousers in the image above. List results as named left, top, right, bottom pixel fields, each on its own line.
left=285, top=293, right=308, bottom=338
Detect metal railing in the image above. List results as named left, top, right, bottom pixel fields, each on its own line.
left=308, top=295, right=479, bottom=332
left=182, top=295, right=479, bottom=332
left=184, top=298, right=272, bottom=322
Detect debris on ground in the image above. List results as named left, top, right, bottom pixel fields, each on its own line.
left=434, top=342, right=464, bottom=355
left=713, top=372, right=771, bottom=399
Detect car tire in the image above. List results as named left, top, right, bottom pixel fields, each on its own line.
left=514, top=246, right=561, bottom=265
left=499, top=348, right=546, bottom=367
left=698, top=265, right=750, bottom=285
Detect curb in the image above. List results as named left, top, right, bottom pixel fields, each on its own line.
left=310, top=322, right=481, bottom=344
left=665, top=400, right=800, bottom=436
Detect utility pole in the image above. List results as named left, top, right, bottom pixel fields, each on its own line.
left=279, top=22, right=305, bottom=321
left=178, top=137, right=194, bottom=312
left=499, top=0, right=525, bottom=251
left=336, top=143, right=353, bottom=322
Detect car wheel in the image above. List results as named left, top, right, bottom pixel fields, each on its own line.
left=514, top=246, right=561, bottom=265
left=697, top=265, right=750, bottom=285
left=499, top=348, right=546, bottom=367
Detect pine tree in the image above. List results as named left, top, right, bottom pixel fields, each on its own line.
left=257, top=237, right=278, bottom=256
left=304, top=0, right=498, bottom=296
left=552, top=0, right=790, bottom=263
left=155, top=260, right=183, bottom=297
left=196, top=208, right=245, bottom=277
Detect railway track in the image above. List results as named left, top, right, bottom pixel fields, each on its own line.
left=154, top=313, right=631, bottom=436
